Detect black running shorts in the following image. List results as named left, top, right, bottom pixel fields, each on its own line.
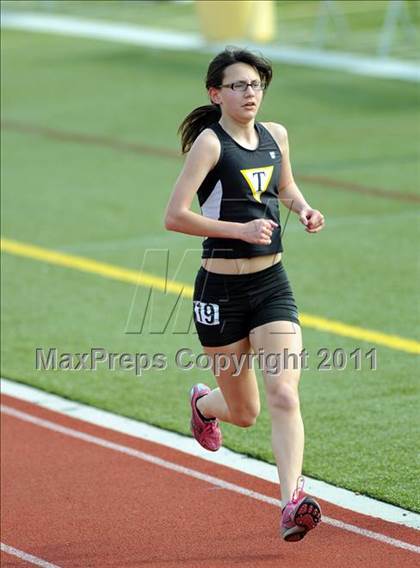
left=193, top=261, right=300, bottom=347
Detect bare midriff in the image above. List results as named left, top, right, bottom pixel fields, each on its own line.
left=201, top=252, right=281, bottom=275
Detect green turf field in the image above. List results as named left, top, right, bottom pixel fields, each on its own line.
left=1, top=8, right=420, bottom=512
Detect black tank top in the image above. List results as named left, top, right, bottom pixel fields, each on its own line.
left=197, top=122, right=283, bottom=259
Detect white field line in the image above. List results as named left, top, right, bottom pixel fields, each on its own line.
left=1, top=378, right=419, bottom=531
left=1, top=403, right=420, bottom=555
left=1, top=543, right=61, bottom=568
left=1, top=11, right=419, bottom=82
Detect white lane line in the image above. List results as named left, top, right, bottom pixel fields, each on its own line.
left=2, top=404, right=419, bottom=555
left=1, top=11, right=419, bottom=82
left=1, top=543, right=61, bottom=568
left=1, top=378, right=418, bottom=531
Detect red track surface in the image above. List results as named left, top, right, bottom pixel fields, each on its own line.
left=1, top=393, right=419, bottom=568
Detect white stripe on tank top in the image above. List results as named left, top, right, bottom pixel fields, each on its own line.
left=201, top=179, right=222, bottom=220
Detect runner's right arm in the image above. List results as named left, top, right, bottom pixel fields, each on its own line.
left=164, top=130, right=276, bottom=245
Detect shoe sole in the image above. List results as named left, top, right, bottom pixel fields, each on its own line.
left=189, top=419, right=219, bottom=452
left=282, top=497, right=322, bottom=542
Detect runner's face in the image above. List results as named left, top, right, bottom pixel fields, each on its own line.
left=209, top=63, right=264, bottom=121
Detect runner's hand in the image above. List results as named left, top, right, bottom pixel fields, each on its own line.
left=299, top=208, right=325, bottom=233
left=240, top=219, right=278, bottom=245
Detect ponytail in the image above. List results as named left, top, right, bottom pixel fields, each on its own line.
left=178, top=104, right=221, bottom=154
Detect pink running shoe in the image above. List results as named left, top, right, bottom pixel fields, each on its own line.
left=281, top=476, right=322, bottom=542
left=190, top=383, right=222, bottom=452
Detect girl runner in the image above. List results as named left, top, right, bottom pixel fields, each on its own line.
left=165, top=48, right=325, bottom=542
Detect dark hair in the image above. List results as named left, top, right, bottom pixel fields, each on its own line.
left=178, top=48, right=273, bottom=154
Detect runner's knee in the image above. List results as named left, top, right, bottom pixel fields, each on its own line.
left=267, top=382, right=300, bottom=412
left=230, top=402, right=260, bottom=427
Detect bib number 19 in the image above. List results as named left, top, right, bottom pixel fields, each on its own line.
left=193, top=301, right=220, bottom=326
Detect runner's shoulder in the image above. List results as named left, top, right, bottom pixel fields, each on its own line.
left=189, top=127, right=221, bottom=168
left=261, top=121, right=288, bottom=147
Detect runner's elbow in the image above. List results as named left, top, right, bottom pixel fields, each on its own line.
left=164, top=213, right=176, bottom=231
left=164, top=210, right=184, bottom=232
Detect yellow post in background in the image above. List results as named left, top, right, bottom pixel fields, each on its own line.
left=249, top=1, right=275, bottom=43
left=195, top=0, right=276, bottom=43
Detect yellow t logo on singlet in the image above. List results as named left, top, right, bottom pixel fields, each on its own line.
left=240, top=166, right=274, bottom=203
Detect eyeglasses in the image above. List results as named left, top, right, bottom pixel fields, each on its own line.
left=219, top=80, right=267, bottom=92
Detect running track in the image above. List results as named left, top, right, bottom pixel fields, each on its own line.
left=1, top=393, right=419, bottom=568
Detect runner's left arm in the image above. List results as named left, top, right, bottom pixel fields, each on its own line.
left=269, top=122, right=325, bottom=234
